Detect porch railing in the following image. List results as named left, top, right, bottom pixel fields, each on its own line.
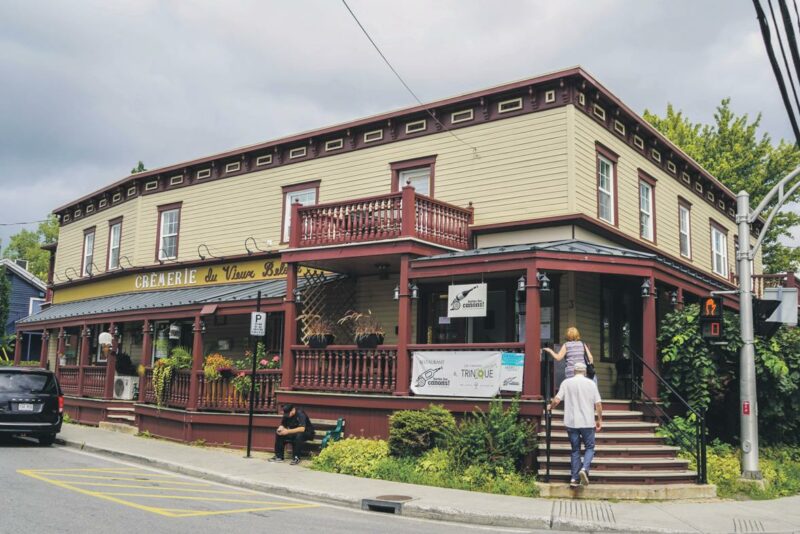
left=291, top=189, right=472, bottom=249
left=197, top=370, right=281, bottom=412
left=81, top=367, right=107, bottom=398
left=748, top=271, right=798, bottom=298
left=291, top=345, right=397, bottom=393
left=57, top=365, right=80, bottom=396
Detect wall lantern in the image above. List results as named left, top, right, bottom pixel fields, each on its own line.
left=517, top=276, right=526, bottom=292
left=409, top=283, right=419, bottom=300
left=393, top=285, right=400, bottom=301
left=537, top=272, right=551, bottom=292
left=292, top=287, right=304, bottom=305
left=393, top=283, right=419, bottom=300
left=112, top=325, right=121, bottom=338
left=670, top=291, right=678, bottom=306
left=641, top=279, right=651, bottom=298
left=145, top=322, right=154, bottom=335
left=201, top=320, right=207, bottom=335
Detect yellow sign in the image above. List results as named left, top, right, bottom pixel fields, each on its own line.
left=53, top=259, right=301, bottom=304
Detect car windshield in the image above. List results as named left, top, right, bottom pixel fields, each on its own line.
left=0, top=373, right=57, bottom=394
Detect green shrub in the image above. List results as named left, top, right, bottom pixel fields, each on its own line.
left=655, top=414, right=702, bottom=451
left=388, top=404, right=456, bottom=457
left=447, top=398, right=536, bottom=474
left=311, top=438, right=389, bottom=478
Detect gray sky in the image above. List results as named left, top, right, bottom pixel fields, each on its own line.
left=1, top=0, right=797, bottom=248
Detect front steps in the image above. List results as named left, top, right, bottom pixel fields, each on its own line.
left=99, top=406, right=137, bottom=434
left=537, top=401, right=714, bottom=499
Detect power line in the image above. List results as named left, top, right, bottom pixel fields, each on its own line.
left=767, top=0, right=800, bottom=117
left=0, top=220, right=48, bottom=227
left=340, top=0, right=478, bottom=156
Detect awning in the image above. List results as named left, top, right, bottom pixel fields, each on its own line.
left=17, top=276, right=330, bottom=325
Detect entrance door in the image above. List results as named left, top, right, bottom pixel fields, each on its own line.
left=600, top=277, right=642, bottom=398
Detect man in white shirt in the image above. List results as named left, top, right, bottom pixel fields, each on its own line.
left=548, top=361, right=603, bottom=488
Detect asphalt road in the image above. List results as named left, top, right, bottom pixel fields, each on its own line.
left=0, top=436, right=550, bottom=534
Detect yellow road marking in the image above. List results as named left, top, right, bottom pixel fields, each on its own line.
left=168, top=504, right=319, bottom=518
left=61, top=482, right=256, bottom=494
left=29, top=467, right=142, bottom=473
left=45, top=474, right=212, bottom=486
left=98, top=492, right=309, bottom=505
left=43, top=472, right=182, bottom=480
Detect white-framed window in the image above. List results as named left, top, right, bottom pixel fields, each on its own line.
left=597, top=155, right=615, bottom=224
left=82, top=230, right=95, bottom=277
left=639, top=181, right=654, bottom=241
left=398, top=167, right=431, bottom=196
left=108, top=222, right=122, bottom=270
left=283, top=187, right=317, bottom=242
left=29, top=297, right=45, bottom=315
left=679, top=203, right=691, bottom=258
left=158, top=208, right=180, bottom=260
left=711, top=225, right=728, bottom=277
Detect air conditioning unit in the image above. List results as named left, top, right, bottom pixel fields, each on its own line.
left=113, top=375, right=139, bottom=400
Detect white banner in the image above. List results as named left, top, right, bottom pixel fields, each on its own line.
left=500, top=352, right=524, bottom=392
left=447, top=283, right=488, bottom=317
left=411, top=351, right=502, bottom=397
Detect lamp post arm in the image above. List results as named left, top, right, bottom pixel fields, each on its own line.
left=750, top=179, right=800, bottom=257
left=749, top=165, right=800, bottom=223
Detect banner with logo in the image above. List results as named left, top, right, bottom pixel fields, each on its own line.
left=411, top=350, right=502, bottom=397
left=447, top=283, right=488, bottom=318
left=499, top=352, right=524, bottom=392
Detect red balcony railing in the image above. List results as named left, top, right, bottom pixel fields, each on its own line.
left=749, top=272, right=799, bottom=298
left=197, top=370, right=281, bottom=412
left=290, top=187, right=472, bottom=250
left=81, top=367, right=107, bottom=398
left=292, top=345, right=397, bottom=393
left=57, top=366, right=80, bottom=396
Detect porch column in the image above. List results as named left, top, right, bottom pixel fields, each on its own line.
left=281, top=263, right=298, bottom=390
left=676, top=287, right=685, bottom=311
left=642, top=275, right=658, bottom=399
left=13, top=329, right=22, bottom=365
left=103, top=322, right=118, bottom=399
left=138, top=320, right=153, bottom=403
left=39, top=330, right=49, bottom=368
left=395, top=254, right=412, bottom=396
left=400, top=185, right=416, bottom=238
left=77, top=324, right=90, bottom=396
left=55, top=327, right=65, bottom=373
left=187, top=315, right=204, bottom=411
left=522, top=265, right=542, bottom=399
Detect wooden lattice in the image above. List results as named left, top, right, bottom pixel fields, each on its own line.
left=297, top=273, right=356, bottom=344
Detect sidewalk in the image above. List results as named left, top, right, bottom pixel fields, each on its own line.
left=57, top=424, right=800, bottom=534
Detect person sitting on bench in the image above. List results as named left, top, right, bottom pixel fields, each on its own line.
left=269, top=404, right=315, bottom=465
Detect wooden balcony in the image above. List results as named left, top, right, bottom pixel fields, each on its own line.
left=291, top=345, right=398, bottom=393
left=750, top=272, right=798, bottom=298
left=289, top=186, right=473, bottom=250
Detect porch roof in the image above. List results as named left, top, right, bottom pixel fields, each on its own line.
left=17, top=276, right=334, bottom=325
left=413, top=239, right=728, bottom=289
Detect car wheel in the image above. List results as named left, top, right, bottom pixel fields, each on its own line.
left=38, top=434, right=56, bottom=446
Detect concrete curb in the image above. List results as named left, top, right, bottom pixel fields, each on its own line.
left=51, top=437, right=725, bottom=534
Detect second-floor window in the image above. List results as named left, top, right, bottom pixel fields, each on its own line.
left=679, top=202, right=691, bottom=258
left=597, top=154, right=615, bottom=224
left=158, top=206, right=181, bottom=260
left=711, top=224, right=728, bottom=277
left=82, top=229, right=95, bottom=277
left=107, top=220, right=121, bottom=270
left=639, top=180, right=654, bottom=241
left=398, top=167, right=431, bottom=195
left=283, top=185, right=318, bottom=242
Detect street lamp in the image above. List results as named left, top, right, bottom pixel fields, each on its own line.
left=640, top=279, right=651, bottom=298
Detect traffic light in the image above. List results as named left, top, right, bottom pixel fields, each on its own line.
left=754, top=297, right=782, bottom=339
left=700, top=296, right=724, bottom=341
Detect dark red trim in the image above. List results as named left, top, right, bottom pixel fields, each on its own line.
left=595, top=142, right=619, bottom=227
left=280, top=180, right=321, bottom=244
left=678, top=198, right=692, bottom=261
left=105, top=217, right=123, bottom=272
left=638, top=170, right=657, bottom=245
left=81, top=227, right=96, bottom=277
left=390, top=155, right=437, bottom=196
left=155, top=202, right=182, bottom=262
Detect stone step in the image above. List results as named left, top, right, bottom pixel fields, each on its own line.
left=107, top=414, right=136, bottom=423
left=537, top=482, right=716, bottom=500
left=538, top=432, right=665, bottom=445
left=539, top=443, right=681, bottom=457
left=549, top=409, right=644, bottom=420
left=106, top=407, right=135, bottom=413
left=547, top=421, right=659, bottom=433
left=543, top=469, right=699, bottom=484
left=538, top=455, right=690, bottom=471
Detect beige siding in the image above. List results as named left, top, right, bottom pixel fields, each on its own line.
left=55, top=108, right=570, bottom=276
left=477, top=226, right=573, bottom=248
left=353, top=276, right=399, bottom=345
left=572, top=110, right=747, bottom=280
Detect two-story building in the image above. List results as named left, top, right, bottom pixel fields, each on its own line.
left=15, top=67, right=770, bottom=485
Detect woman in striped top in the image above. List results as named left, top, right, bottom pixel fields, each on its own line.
left=543, top=327, right=594, bottom=379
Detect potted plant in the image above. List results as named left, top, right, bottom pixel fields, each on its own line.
left=338, top=309, right=385, bottom=348
left=203, top=353, right=234, bottom=381
left=297, top=313, right=335, bottom=348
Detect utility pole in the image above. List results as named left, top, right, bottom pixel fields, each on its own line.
left=736, top=165, right=800, bottom=479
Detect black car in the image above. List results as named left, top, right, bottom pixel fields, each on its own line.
left=0, top=367, right=63, bottom=445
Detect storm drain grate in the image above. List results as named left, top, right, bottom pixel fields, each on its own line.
left=733, top=518, right=765, bottom=533
left=361, top=495, right=412, bottom=515
left=551, top=500, right=616, bottom=528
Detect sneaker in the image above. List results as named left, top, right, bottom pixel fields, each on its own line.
left=569, top=479, right=579, bottom=489
left=579, top=469, right=590, bottom=486
left=267, top=456, right=284, bottom=463
left=290, top=457, right=301, bottom=466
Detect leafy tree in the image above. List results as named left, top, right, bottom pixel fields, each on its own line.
left=644, top=99, right=800, bottom=273
left=2, top=215, right=58, bottom=281
left=131, top=161, right=147, bottom=174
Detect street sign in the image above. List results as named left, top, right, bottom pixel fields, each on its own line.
left=250, top=312, right=267, bottom=336
left=700, top=296, right=724, bottom=341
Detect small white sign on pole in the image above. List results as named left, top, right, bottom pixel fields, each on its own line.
left=250, top=312, right=267, bottom=336
left=447, top=283, right=488, bottom=318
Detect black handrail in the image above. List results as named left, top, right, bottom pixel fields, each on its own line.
left=542, top=349, right=552, bottom=482
left=626, top=345, right=707, bottom=484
